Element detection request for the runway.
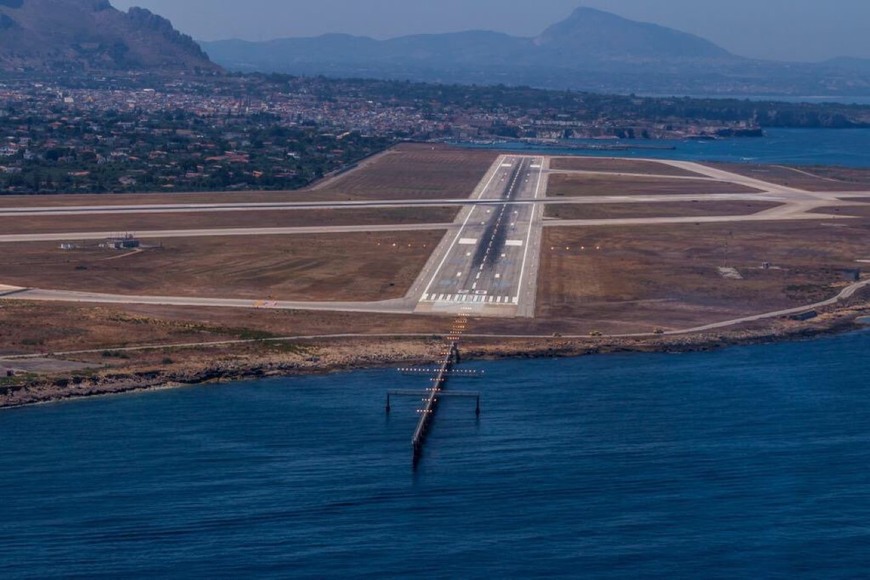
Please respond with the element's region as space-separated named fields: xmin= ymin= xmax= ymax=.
xmin=412 ymin=155 xmax=546 ymax=317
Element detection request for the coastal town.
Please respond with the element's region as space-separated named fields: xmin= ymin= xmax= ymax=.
xmin=0 ymin=73 xmax=796 ymax=194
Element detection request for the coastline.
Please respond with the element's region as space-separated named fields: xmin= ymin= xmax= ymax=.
xmin=2 ymin=302 xmax=867 ymax=411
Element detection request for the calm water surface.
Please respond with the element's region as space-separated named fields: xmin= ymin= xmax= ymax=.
xmin=2 ymin=331 xmax=870 ymax=578
xmin=463 ymin=128 xmax=870 ymax=168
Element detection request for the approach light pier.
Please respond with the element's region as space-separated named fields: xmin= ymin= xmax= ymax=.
xmin=386 ymin=312 xmax=480 ymax=466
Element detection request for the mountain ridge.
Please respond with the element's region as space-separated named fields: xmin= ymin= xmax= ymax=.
xmin=201 ymin=7 xmax=870 ymax=96
xmin=0 ymin=0 xmax=219 ymax=72
xmin=532 ymin=8 xmax=732 ymax=61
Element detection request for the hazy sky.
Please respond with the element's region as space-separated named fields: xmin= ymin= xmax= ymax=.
xmin=110 ymin=0 xmax=870 ymax=62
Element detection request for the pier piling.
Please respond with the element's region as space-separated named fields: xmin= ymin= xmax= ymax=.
xmin=388 ymin=311 xmax=480 ymax=467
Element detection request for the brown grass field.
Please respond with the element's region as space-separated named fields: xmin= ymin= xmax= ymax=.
xmin=0 ymin=188 xmax=355 ymax=209
xmin=0 ymin=300 xmax=438 ymax=356
xmin=0 ymin=207 xmax=458 ymax=235
xmin=312 ymin=144 xmax=499 ymax=200
xmin=0 ymin=231 xmax=445 ymax=301
xmin=544 ymin=201 xmax=781 ymax=220
xmin=536 ymin=218 xmax=870 ymax=333
xmin=0 ymin=298 xmax=629 ymax=360
xmin=711 ymin=163 xmax=870 ymax=192
xmin=812 ymin=203 xmax=870 ymax=219
xmin=546 ymin=173 xmax=762 ymax=197
xmin=549 ymin=157 xmax=703 ymax=177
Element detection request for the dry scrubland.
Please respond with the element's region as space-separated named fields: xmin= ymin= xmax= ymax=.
xmin=549 ymin=157 xmax=703 ymax=177
xmin=544 ymin=201 xmax=781 ymax=220
xmin=537 ymin=218 xmax=870 ymax=333
xmin=0 ymin=207 xmax=457 ymax=235
xmin=0 ymin=232 xmax=444 ymax=301
xmin=0 ymin=189 xmax=354 ymax=209
xmin=814 ymin=204 xmax=870 ymax=219
xmin=312 ymin=144 xmax=499 ymax=200
xmin=711 ymin=164 xmax=870 ymax=192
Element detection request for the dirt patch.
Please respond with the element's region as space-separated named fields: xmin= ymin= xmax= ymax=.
xmin=0 ymin=207 xmax=458 ymax=235
xmin=0 ymin=358 xmax=93 ymax=374
xmin=0 ymin=231 xmax=445 ymax=302
xmin=536 ymin=218 xmax=870 ymax=333
xmin=549 ymin=157 xmax=703 ymax=177
xmin=547 ymin=174 xmax=761 ymax=197
xmin=812 ymin=204 xmax=870 ymax=219
xmin=544 ymin=201 xmax=781 ymax=220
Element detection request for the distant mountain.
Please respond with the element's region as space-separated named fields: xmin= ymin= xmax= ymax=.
xmin=205 ymin=8 xmax=736 ymax=72
xmin=0 ymin=0 xmax=219 ymax=72
xmin=532 ymin=7 xmax=731 ymax=63
xmin=202 ymin=7 xmax=870 ymax=96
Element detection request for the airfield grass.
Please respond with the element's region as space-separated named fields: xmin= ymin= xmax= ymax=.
xmin=544 ymin=200 xmax=781 ymax=220
xmin=311 ymin=143 xmax=499 ymax=200
xmin=711 ymin=163 xmax=870 ymax=192
xmin=546 ymin=173 xmax=761 ymax=197
xmin=812 ymin=202 xmax=870 ymax=219
xmin=0 ymin=231 xmax=445 ymax=302
xmin=0 ymin=207 xmax=458 ymax=235
xmin=549 ymin=157 xmax=703 ymax=177
xmin=536 ymin=217 xmax=870 ymax=334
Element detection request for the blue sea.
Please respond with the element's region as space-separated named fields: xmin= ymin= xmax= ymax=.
xmin=2 ymin=330 xmax=870 ymax=578
xmin=464 ymin=128 xmax=870 ymax=168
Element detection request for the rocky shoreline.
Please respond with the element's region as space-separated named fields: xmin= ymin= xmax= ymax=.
xmin=2 ymin=306 xmax=868 ymax=411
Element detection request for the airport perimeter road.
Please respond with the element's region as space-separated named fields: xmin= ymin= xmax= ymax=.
xmin=4 ymin=287 xmax=418 ymax=315
xmin=412 ymin=155 xmax=546 ymax=318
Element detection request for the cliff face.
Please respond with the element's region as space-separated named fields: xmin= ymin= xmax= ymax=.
xmin=0 ymin=0 xmax=220 ymax=72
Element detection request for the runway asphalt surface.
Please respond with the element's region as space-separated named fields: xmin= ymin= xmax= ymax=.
xmin=411 ymin=154 xmax=546 ymax=317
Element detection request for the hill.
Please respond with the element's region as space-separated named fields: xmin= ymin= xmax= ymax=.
xmin=202 ymin=7 xmax=870 ymax=96
xmin=0 ymin=0 xmax=219 ymax=72
xmin=532 ymin=7 xmax=731 ymax=63
xmin=205 ymin=8 xmax=736 ymax=72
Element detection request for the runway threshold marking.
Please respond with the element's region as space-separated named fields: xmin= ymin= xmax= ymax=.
xmin=423 ymin=293 xmax=515 ymax=304
xmin=420 ymin=156 xmax=507 ymax=299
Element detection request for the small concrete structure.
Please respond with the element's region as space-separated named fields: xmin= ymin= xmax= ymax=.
xmin=105 ymin=234 xmax=140 ymax=250
xmin=790 ymin=310 xmax=819 ymax=322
